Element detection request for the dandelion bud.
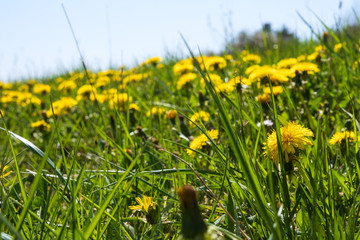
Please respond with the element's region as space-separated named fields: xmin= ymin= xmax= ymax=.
xmin=136 ymin=126 xmax=147 ymax=140
xmin=178 ymin=185 xmax=207 ymax=239
xmin=199 ymin=90 xmax=205 ymax=108
xmin=146 ymin=204 xmax=159 ymax=225
xmin=166 ymin=109 xmax=177 ymax=125
xmin=110 ymin=115 xmax=116 ymax=138
xmin=316 ymin=53 xmax=322 ymax=66
xmin=236 ymin=82 xmax=242 ymax=96
xmin=179 ymin=115 xmax=191 ymax=138
xmin=322 ymin=32 xmax=329 ymax=42
xmin=125 ymin=148 xmax=133 ymax=157
xmin=295 ymin=71 xmax=302 ymax=87
xmin=41 ymin=100 xmax=46 ymax=111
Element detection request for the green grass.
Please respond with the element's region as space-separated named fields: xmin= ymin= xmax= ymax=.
xmin=1 ymin=19 xmax=360 ymax=239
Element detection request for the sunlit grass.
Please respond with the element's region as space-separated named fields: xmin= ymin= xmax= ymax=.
xmin=1 ymin=19 xmax=360 ymax=239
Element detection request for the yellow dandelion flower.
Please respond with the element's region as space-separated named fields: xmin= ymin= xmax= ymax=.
xmin=94 ymin=94 xmax=107 ymax=104
xmin=31 ymin=120 xmax=51 ymax=132
xmin=245 ymin=65 xmax=260 ymax=76
xmin=123 ymin=73 xmax=149 ymax=85
xmin=0 ymin=91 xmax=17 ymax=104
xmin=108 ymin=93 xmax=133 ymax=109
xmin=290 ymin=62 xmax=319 ymax=75
xmin=129 ymin=195 xmax=155 ymax=214
xmin=248 ymin=65 xmax=276 ymax=80
xmin=177 ymin=73 xmax=197 ymax=90
xmin=141 ymin=56 xmax=162 ymax=66
xmin=240 ymin=50 xmax=249 ymax=56
xmin=146 ymin=107 xmax=165 ymax=117
xmin=189 ymin=111 xmax=210 ymax=127
xmin=173 ymin=59 xmax=194 ymax=75
xmin=0 ymin=164 xmax=12 ymax=179
xmin=267 ymin=73 xmax=289 ymax=84
xmin=353 ymin=60 xmax=360 ymax=71
xmin=17 ymin=93 xmax=42 ymax=107
xmin=215 ymin=82 xmax=235 ymax=94
xmin=46 ymin=97 xmax=78 ymax=117
xmin=157 ymin=63 xmax=165 ymax=69
xmin=128 ymin=195 xmax=159 ymax=224
xmin=103 ymin=88 xmax=118 ymax=99
xmin=314 ymin=45 xmax=326 ymax=53
xmin=166 ymin=109 xmax=178 ymax=120
xmin=277 ymin=58 xmax=298 ymax=69
xmin=242 ymin=54 xmax=262 ymax=64
xmin=58 ymin=80 xmax=77 ymax=92
xmin=224 ymin=54 xmax=233 ymax=61
xmin=200 ymin=74 xmax=223 ymax=87
xmin=18 ymin=84 xmax=29 ymax=92
xmin=95 ymin=76 xmax=111 ymax=88
xmin=262 ymin=86 xmax=283 ymax=95
xmin=256 ymin=93 xmax=271 ymax=103
xmin=129 ymin=103 xmax=140 ymax=112
xmin=329 ymin=131 xmax=360 ymax=145
xmin=249 ymin=66 xmax=288 ymax=84
xmin=334 ymin=43 xmax=343 ymax=53
xmin=276 ymin=68 xmax=296 ymax=79
xmin=186 ymin=129 xmax=219 ymax=157
xmin=27 ymin=79 xmax=37 ymax=86
xmin=307 ymin=45 xmax=327 ymax=61
xmin=202 ymin=56 xmax=227 ymax=71
xmin=307 ymin=52 xmax=320 ymax=61
xmin=76 ymin=85 xmax=97 ymax=101
xmin=297 ymin=54 xmax=307 ymax=62
xmin=264 ymin=122 xmax=313 ymax=163
xmin=228 ymin=76 xmax=253 ymax=86
xmin=33 ymin=83 xmax=51 ymax=95
xmin=56 ymin=77 xmax=65 ymax=84
xmin=97 ymin=69 xmax=115 ymax=78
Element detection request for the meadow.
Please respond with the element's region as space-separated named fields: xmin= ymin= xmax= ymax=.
xmin=1 ymin=22 xmax=360 ymax=239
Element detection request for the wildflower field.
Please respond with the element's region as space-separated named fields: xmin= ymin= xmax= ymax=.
xmin=2 ymin=24 xmax=360 ymax=239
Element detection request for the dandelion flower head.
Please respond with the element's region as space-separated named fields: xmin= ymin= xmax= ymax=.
xmin=31 ymin=120 xmax=51 ymax=132
xmin=200 ymin=74 xmax=223 ymax=87
xmin=186 ymin=129 xmax=219 ymax=157
xmin=256 ymin=93 xmax=271 ymax=103
xmin=146 ymin=107 xmax=165 ymax=117
xmin=33 ymin=83 xmax=51 ymax=95
xmin=290 ymin=62 xmax=319 ymax=75
xmin=128 ymin=195 xmax=155 ymax=214
xmin=0 ymin=164 xmax=12 ymax=179
xmin=329 ymin=131 xmax=360 ymax=145
xmin=176 ymin=73 xmax=197 ymax=90
xmin=277 ymin=58 xmax=298 ymax=69
xmin=189 ymin=111 xmax=210 ymax=127
xmin=264 ymin=122 xmax=313 ymax=163
xmin=58 ymin=80 xmax=77 ymax=93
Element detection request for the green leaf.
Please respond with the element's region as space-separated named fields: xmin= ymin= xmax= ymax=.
xmin=0 ymin=127 xmax=66 ymax=186
xmin=0 ymin=213 xmax=23 ymax=240
xmin=332 ymin=170 xmax=351 ymax=198
xmin=106 ymin=221 xmax=121 ymax=239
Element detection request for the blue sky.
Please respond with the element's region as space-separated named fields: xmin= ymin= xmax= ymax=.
xmin=0 ymin=0 xmax=358 ymax=82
